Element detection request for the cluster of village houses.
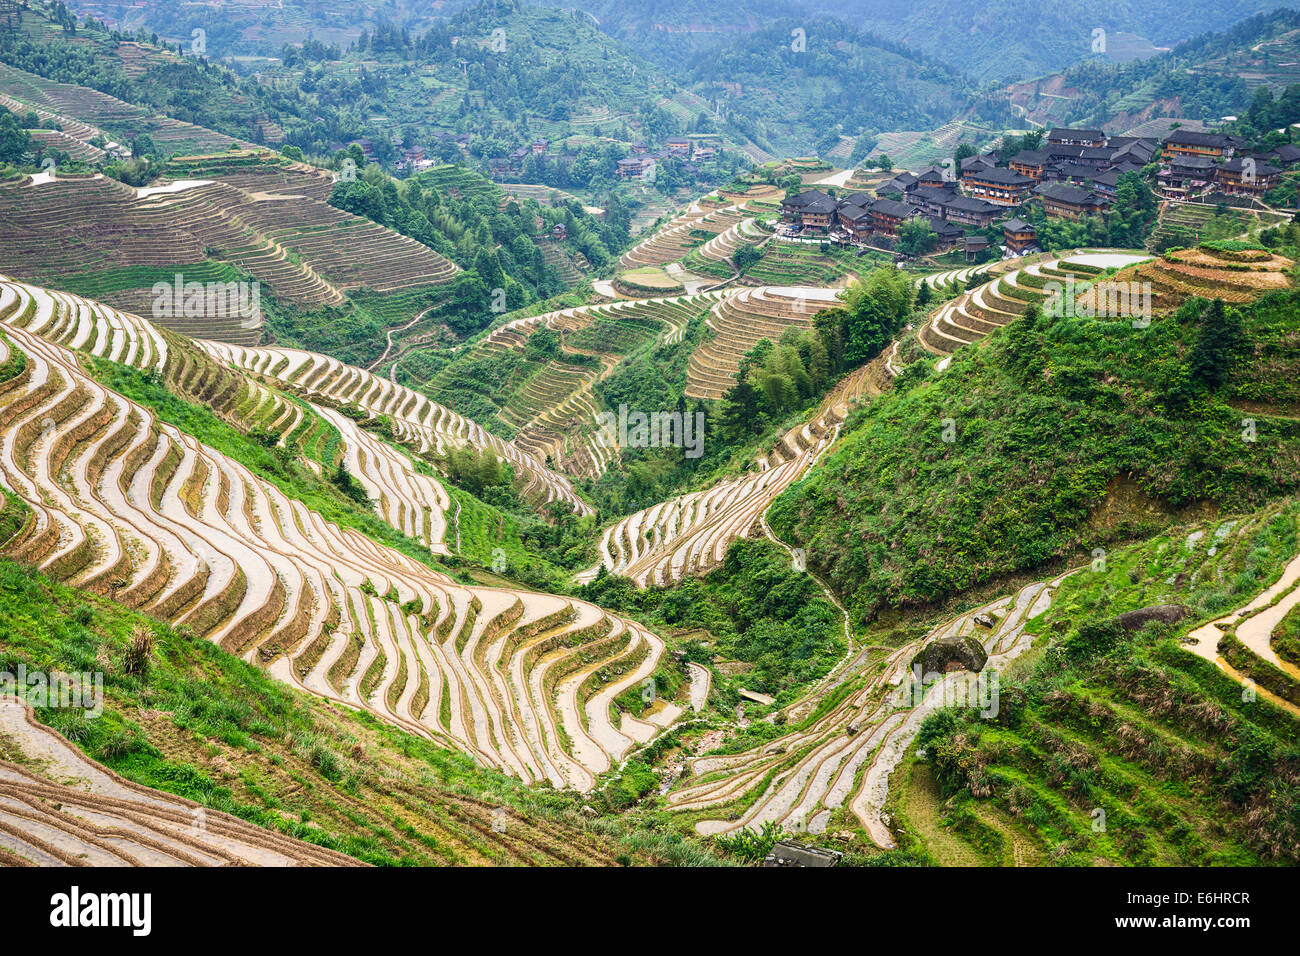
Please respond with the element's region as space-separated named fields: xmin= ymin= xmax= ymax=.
xmin=344 ymin=130 xmax=720 ymax=179
xmin=780 ymin=126 xmax=1297 ymax=258
xmin=482 ymin=136 xmax=718 ymax=180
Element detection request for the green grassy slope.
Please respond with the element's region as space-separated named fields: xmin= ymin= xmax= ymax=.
xmin=770 ymin=290 xmax=1300 ymax=622
xmin=894 ymin=502 xmax=1300 ymax=865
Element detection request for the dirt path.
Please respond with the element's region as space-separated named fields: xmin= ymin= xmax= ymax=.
xmin=757 ymin=509 xmax=856 ymax=694
xmin=367 ymin=307 xmax=431 ymax=372
xmin=1186 ymin=548 xmax=1300 ymax=715
xmin=687 ymin=662 xmax=711 ymax=712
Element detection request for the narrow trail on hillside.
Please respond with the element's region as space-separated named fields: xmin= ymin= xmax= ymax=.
xmin=757 ymin=509 xmax=857 ymax=696
xmin=675 ymin=570 xmax=1071 ymax=848
xmin=368 ymin=308 xmax=431 ymax=372
xmin=1186 ymin=549 xmax=1300 ymax=718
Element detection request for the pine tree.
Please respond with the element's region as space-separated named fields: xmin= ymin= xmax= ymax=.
xmin=1004 ymin=304 xmax=1046 ymax=385
xmin=1189 ymin=299 xmax=1244 ymax=389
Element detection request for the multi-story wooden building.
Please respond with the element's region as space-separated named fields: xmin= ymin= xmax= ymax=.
xmin=1261 ymin=144 xmax=1300 ymax=167
xmin=781 ymin=189 xmax=839 ymax=231
xmin=906 ymin=185 xmax=961 ymax=218
xmin=928 ymin=217 xmax=963 ymax=251
xmin=879 ymin=171 xmax=918 ymax=195
xmin=963 ymin=235 xmax=990 ymax=262
xmin=1047 ymin=128 xmax=1107 ymax=148
xmin=1090 ymin=164 xmax=1142 ymax=200
xmin=1033 ymin=182 xmax=1110 ymax=219
xmin=616 ymin=156 xmax=656 ymax=180
xmin=915 ymin=166 xmax=953 ymax=189
xmin=943 ymin=195 xmax=1002 ymax=227
xmin=1008 ymin=150 xmax=1052 ymax=179
xmin=1002 ymin=217 xmax=1038 ymax=254
xmin=868 ymin=198 xmax=914 ymax=236
xmin=966 ymin=167 xmax=1035 ymax=206
xmin=1162 ymin=129 xmax=1242 ymax=160
xmin=837 ymin=202 xmax=873 ymax=241
xmin=1156 ymin=154 xmax=1215 ymax=199
xmin=1217 ymin=157 xmax=1281 ymax=197
xmin=960 ymin=154 xmax=996 ymax=183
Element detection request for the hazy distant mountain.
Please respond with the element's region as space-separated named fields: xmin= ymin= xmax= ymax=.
xmin=807 ymin=0 xmax=1300 ymax=81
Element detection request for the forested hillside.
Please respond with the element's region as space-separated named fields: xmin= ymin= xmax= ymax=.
xmin=1002 ymin=9 xmax=1300 ymax=132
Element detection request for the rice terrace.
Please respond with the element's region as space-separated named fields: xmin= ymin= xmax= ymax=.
xmin=0 ymin=0 xmax=1296 ymax=935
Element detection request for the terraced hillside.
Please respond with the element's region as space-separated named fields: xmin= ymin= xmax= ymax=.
xmin=671 ymin=571 xmax=1070 ymax=845
xmin=0 ymin=154 xmax=459 ymax=345
xmin=736 ymin=242 xmax=888 ymax=288
xmin=916 ymin=246 xmax=1296 ymax=363
xmin=0 ymin=90 xmax=113 ymax=157
xmin=618 ymin=201 xmax=749 ymax=271
xmin=668 ymin=502 xmax=1300 ymax=863
xmin=1112 ymin=244 xmax=1294 ymax=311
xmin=0 ymin=275 xmax=464 ymax=555
xmin=578 ymin=356 xmax=882 ymax=588
xmin=0 ymin=278 xmax=677 ymax=792
xmin=686 ymin=286 xmax=842 ymax=400
xmin=419 ymin=292 xmax=728 ymax=479
xmin=203 ymin=340 xmax=591 ymax=515
xmin=0 ymin=697 xmax=360 ymax=867
xmin=917 ymin=252 xmax=1153 ymax=359
xmin=889 ymin=504 xmax=1300 ymax=865
xmin=0 ymin=61 xmax=247 ymax=156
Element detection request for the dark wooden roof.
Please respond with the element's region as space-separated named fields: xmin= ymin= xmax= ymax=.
xmin=869 ymin=198 xmax=913 ymax=219
xmin=1034 ymin=182 xmax=1106 ymax=205
xmin=1048 ymin=127 xmax=1104 ymax=140
xmin=1163 ymin=129 xmax=1230 ymax=148
xmin=970 ymin=167 xmax=1034 ymax=186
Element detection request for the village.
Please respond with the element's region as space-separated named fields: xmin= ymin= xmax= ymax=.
xmin=775 ymin=125 xmax=1297 ymax=260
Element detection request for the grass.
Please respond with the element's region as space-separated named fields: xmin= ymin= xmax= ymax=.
xmin=903 ymin=502 xmax=1300 ymax=865
xmin=772 ymin=288 xmax=1300 ymax=622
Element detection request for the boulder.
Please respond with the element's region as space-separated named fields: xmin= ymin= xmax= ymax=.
xmin=1116 ymin=604 xmax=1189 ymax=632
xmin=911 ymin=633 xmax=989 ymax=675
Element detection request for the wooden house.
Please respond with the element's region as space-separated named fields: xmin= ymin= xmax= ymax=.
xmin=1002 ymin=217 xmax=1038 ymax=254
xmin=966 ymin=166 xmax=1034 ymax=206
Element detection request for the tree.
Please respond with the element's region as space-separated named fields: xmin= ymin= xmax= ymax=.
xmin=130 ymin=133 xmax=156 ymax=159
xmin=1003 ymin=303 xmax=1046 ymax=386
xmin=896 ymin=217 xmax=937 ymax=257
xmin=733 ymin=243 xmax=762 ymax=274
xmin=719 ymin=378 xmax=762 ymax=437
xmin=840 ymin=267 xmax=914 ymax=365
xmin=0 ymin=109 xmax=37 ymax=165
xmin=1189 ymin=299 xmax=1244 ymax=389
